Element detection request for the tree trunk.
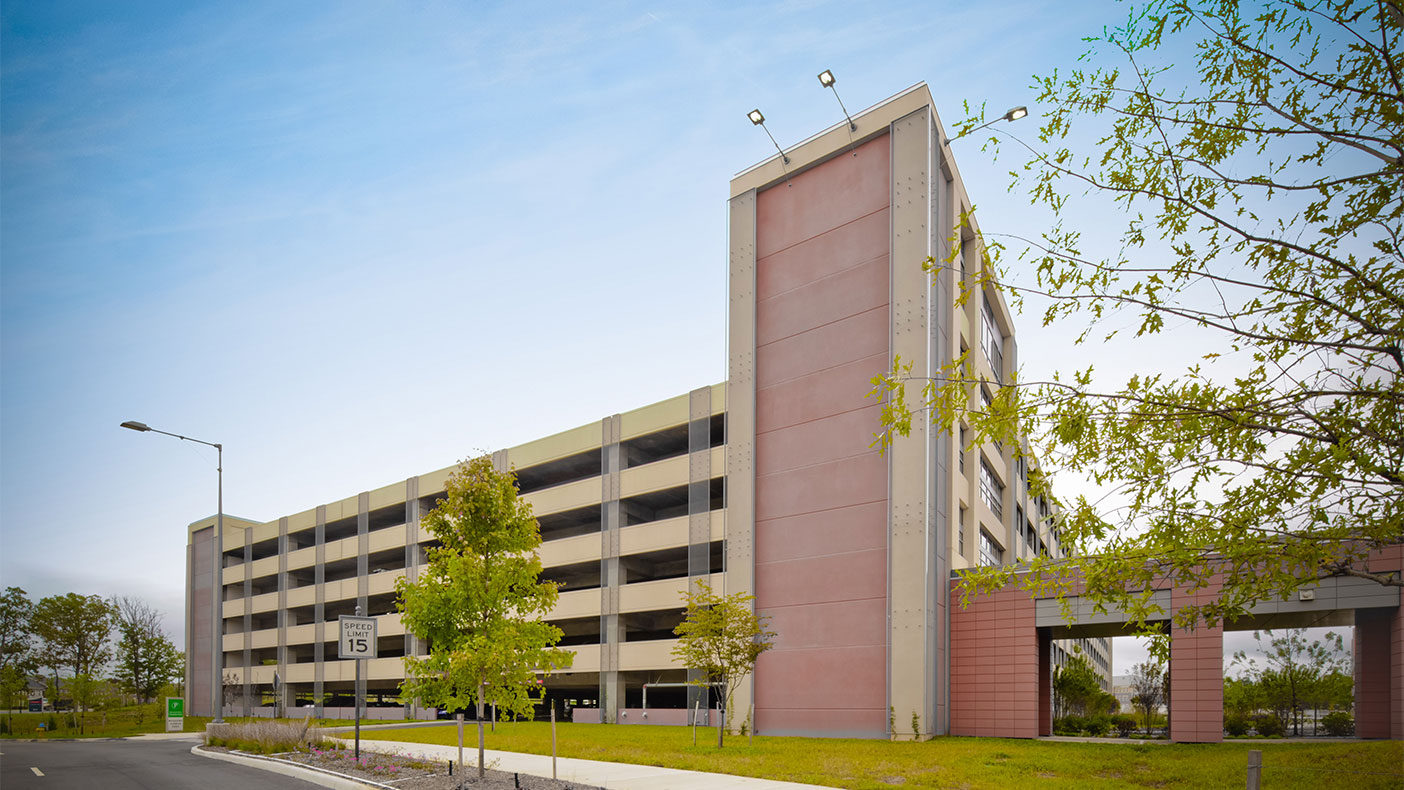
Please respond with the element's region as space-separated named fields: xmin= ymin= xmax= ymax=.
xmin=476 ymin=695 xmax=485 ymax=779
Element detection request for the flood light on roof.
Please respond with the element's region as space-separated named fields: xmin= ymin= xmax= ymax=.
xmin=817 ymin=69 xmax=836 ymax=87
xmin=748 ymin=109 xmax=765 ymax=125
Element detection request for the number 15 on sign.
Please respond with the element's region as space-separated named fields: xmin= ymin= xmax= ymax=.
xmin=339 ymin=615 xmax=377 ymax=659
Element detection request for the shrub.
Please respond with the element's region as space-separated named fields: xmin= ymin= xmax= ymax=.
xmin=1084 ymin=716 xmax=1111 ymax=736
xmin=1224 ymin=714 xmax=1250 ymax=737
xmin=1053 ymin=715 xmax=1085 ymax=736
xmin=205 ymin=720 xmax=328 ymax=755
xmin=1321 ymin=711 xmax=1353 ymax=737
xmin=1252 ymin=715 xmax=1285 ymax=737
xmin=1112 ymin=714 xmax=1136 ymax=737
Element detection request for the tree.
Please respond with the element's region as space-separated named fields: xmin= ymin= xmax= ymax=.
xmin=397 ymin=456 xmax=572 ymax=779
xmin=872 ymin=0 xmax=1403 ymax=637
xmin=111 ymin=597 xmax=184 ymax=703
xmin=1233 ymin=628 xmax=1349 ymax=735
xmin=32 ymin=594 xmax=115 ymax=734
xmin=1052 ymin=652 xmax=1102 ymax=718
xmin=1129 ymin=660 xmax=1165 ymax=735
xmin=671 ymin=579 xmax=775 ymax=747
xmin=0 ymin=587 xmax=37 ymax=719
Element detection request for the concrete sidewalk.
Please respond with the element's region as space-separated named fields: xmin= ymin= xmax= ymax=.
xmin=339 ymin=737 xmax=837 ymax=790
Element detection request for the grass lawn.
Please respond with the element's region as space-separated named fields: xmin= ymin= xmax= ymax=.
xmin=0 ymin=704 xmax=378 ymax=740
xmin=363 ymin=720 xmax=1404 ymax=790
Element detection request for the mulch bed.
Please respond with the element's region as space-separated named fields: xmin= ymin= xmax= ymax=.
xmin=205 ymin=745 xmax=603 ymax=790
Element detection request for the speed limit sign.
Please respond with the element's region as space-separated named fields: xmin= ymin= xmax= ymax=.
xmin=339 ymin=615 xmax=378 ymax=659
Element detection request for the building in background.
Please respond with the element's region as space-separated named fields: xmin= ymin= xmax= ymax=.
xmin=186 ymin=83 xmax=1112 ymax=737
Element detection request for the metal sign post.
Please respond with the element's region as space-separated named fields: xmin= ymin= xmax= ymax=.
xmin=165 ymin=697 xmax=184 ymax=732
xmin=339 ymin=609 xmax=377 ymax=760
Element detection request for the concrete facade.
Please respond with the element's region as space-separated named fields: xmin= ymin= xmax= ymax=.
xmin=187 ymin=84 xmax=1145 ymax=736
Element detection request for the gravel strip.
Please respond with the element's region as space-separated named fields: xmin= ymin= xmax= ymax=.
xmin=213 ymin=745 xmax=604 ymax=790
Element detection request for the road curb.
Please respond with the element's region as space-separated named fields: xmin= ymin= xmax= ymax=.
xmin=190 ymin=744 xmax=397 ymax=790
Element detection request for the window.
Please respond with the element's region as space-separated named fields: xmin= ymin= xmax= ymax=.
xmin=982 ymin=298 xmax=1004 ymax=379
xmin=979 ymin=459 xmax=1004 ymax=519
xmin=958 ymin=427 xmax=967 ymax=474
xmin=979 ymin=530 xmax=1003 ymax=568
xmin=958 ymin=506 xmax=967 ymax=557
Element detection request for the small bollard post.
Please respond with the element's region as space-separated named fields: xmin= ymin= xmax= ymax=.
xmin=1246 ymin=749 xmax=1262 ymax=790
xmin=551 ymin=706 xmax=558 ymax=780
xmin=457 ymin=713 xmax=464 ymax=774
xmin=692 ymin=700 xmax=699 ymax=746
xmin=749 ymin=703 xmax=754 ymax=747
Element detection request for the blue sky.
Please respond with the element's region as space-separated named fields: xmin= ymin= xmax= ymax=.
xmin=3 ymin=0 xmax=1309 ymax=673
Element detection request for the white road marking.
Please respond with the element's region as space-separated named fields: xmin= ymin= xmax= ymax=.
xmin=31 ymin=766 xmax=45 ymax=776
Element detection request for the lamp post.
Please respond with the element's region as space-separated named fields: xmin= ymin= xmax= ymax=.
xmin=948 ymin=105 xmax=1029 ymax=142
xmin=121 ymin=420 xmax=225 ymax=723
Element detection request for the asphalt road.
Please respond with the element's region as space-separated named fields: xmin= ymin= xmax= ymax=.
xmin=0 ymin=737 xmax=320 ymax=789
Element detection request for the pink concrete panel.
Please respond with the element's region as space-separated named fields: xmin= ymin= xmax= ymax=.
xmin=1169 ymin=584 xmax=1225 ymax=743
xmin=757 ymin=706 xmax=889 ymax=737
xmin=949 ymin=582 xmax=1042 ymax=739
xmin=755 ymin=306 xmax=889 ymax=389
xmin=756 ymin=407 xmax=884 ymax=477
xmin=755 ymin=134 xmax=891 ymax=260
xmin=755 ymin=354 xmax=888 ymax=433
xmin=756 ymin=255 xmax=890 ymax=346
xmin=753 ymin=129 xmax=891 ymax=738
xmin=755 ymin=452 xmax=887 ymax=522
xmin=1356 ymin=607 xmax=1396 ymax=738
xmin=757 ymin=209 xmax=892 ymax=301
xmin=756 ymin=645 xmax=888 ymax=710
xmin=754 ymin=501 xmax=888 ymax=563
xmin=755 ymin=548 xmax=888 ymax=609
xmin=761 ymin=598 xmax=888 ymax=650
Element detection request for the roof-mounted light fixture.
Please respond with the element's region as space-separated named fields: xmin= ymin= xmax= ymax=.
xmin=950 ymin=105 xmax=1029 ymax=142
xmin=817 ymin=69 xmax=856 ymax=132
xmin=748 ymin=108 xmax=789 ymax=165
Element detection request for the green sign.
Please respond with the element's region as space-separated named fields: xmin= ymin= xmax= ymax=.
xmin=166 ymin=697 xmax=184 ymax=732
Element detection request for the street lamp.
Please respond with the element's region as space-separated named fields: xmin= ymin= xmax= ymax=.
xmin=121 ymin=420 xmax=225 ymax=724
xmin=816 ymin=69 xmax=856 ymax=132
xmin=949 ymin=105 xmax=1029 ymax=142
xmin=747 ymin=108 xmax=790 ymax=165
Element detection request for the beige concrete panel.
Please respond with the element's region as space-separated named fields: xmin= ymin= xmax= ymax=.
xmin=539 ymin=533 xmax=602 ymax=568
xmin=709 ymin=382 xmax=726 ymax=413
xmin=248 ymin=665 xmax=276 ymax=685
xmin=286 ymin=664 xmax=316 ymax=683
xmin=368 ymin=524 xmax=406 ymax=553
xmin=417 ymin=466 xmax=452 ymax=497
xmin=250 ymin=555 xmax=279 ymax=581
xmin=727 ymin=186 xmax=758 ymax=728
xmin=222 ymin=598 xmax=245 ymax=619
xmin=619 ymin=393 xmax=689 ymax=441
xmin=507 ymin=423 xmax=602 ymax=470
xmin=248 ymin=522 xmax=278 ymax=545
xmin=711 ymin=510 xmax=725 ymax=543
xmin=620 ymin=454 xmax=689 ymax=498
xmin=522 ymin=477 xmax=599 ymax=516
xmin=619 ymin=516 xmax=688 ymax=556
xmin=250 ymin=629 xmax=277 ymax=649
xmin=324 ymin=535 xmax=356 ymax=564
xmin=222 ymin=565 xmax=242 ymax=586
xmin=368 ymin=569 xmax=405 ymax=596
xmin=368 ymin=657 xmax=404 ymax=681
xmin=550 ymin=588 xmax=602 ymax=621
xmin=287 ymin=509 xmax=316 ymax=533
xmin=731 ymin=84 xmax=934 ymax=198
xmin=567 ymin=646 xmax=601 ymax=674
xmin=286 ymin=623 xmax=317 ymax=646
xmin=222 ymin=633 xmax=246 ymax=652
xmin=709 ymin=445 xmax=725 ymax=477
xmin=325 ymin=578 xmax=358 ymax=604
xmin=620 ymin=573 xmax=723 ymax=614
xmin=376 ymin=613 xmax=405 ymax=637
xmin=248 ymin=591 xmax=279 ymax=614
xmin=322 ymin=661 xmax=352 ymax=683
xmin=619 ymin=639 xmax=682 ymax=672
xmin=287 ymin=586 xmax=315 ymax=608
xmin=286 ymin=545 xmax=316 ymax=572
xmin=368 ymin=482 xmax=406 ymax=511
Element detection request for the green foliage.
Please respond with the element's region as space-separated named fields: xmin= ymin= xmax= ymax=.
xmin=1112 ymin=713 xmax=1137 ymax=737
xmin=1052 ymin=653 xmax=1103 ymax=717
xmin=911 ymin=710 xmax=921 ymax=739
xmin=1233 ymin=629 xmax=1350 ymax=736
xmin=1253 ymin=714 xmax=1285 ymax=737
xmin=872 ymin=0 xmax=1404 ymax=636
xmin=1130 ymin=660 xmax=1166 ymax=736
xmin=1224 ymin=713 xmax=1250 ymax=737
xmin=1052 ymin=714 xmax=1085 ymax=736
xmin=397 ymin=456 xmax=572 ymax=724
xmin=1321 ymin=711 xmax=1353 ymax=737
xmin=112 ymin=597 xmax=183 ymax=703
xmin=0 ymin=587 xmax=37 ymax=712
xmin=32 ymin=593 xmax=116 ymax=678
xmin=671 ymin=579 xmax=774 ymax=745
